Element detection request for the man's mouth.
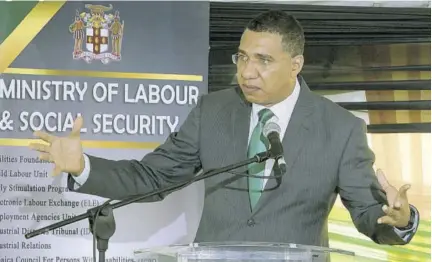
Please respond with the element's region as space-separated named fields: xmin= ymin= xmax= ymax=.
xmin=241 ymin=84 xmax=260 ymax=92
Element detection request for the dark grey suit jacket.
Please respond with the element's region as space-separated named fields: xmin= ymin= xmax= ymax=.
xmin=68 ymin=76 xmax=413 ymax=247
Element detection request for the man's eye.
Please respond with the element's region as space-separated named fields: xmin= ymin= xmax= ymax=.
xmin=260 ymin=58 xmax=270 ymax=64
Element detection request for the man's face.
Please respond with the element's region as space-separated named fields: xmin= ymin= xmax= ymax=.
xmin=235 ymin=29 xmax=303 ymax=106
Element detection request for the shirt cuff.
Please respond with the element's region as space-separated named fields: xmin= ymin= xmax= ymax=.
xmin=72 ymin=154 xmax=91 ymax=189
xmin=392 ymin=205 xmax=420 ymax=243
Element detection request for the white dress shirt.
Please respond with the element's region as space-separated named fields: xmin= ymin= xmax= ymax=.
xmin=248 ymin=79 xmax=300 ymax=188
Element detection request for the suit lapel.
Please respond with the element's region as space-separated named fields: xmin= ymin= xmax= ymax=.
xmin=281 ymin=78 xmax=315 ymax=176
xmin=231 ymin=102 xmax=251 ymax=175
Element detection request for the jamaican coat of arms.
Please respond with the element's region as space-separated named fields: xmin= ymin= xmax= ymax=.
xmin=69 ymin=4 xmax=124 ymax=64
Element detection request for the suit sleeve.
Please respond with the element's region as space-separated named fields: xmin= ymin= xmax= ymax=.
xmin=337 ymin=118 xmax=417 ymax=245
xmin=67 ymin=98 xmax=203 ymax=201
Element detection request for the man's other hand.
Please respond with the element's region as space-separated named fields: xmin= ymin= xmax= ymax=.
xmin=376 ymin=169 xmax=411 ymax=228
xmin=29 ymin=116 xmax=85 ymax=177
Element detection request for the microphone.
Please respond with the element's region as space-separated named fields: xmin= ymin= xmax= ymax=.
xmin=263 ymin=121 xmax=287 ymax=174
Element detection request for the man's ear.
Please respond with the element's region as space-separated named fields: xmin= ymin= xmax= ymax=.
xmin=291 ymin=55 xmax=304 ymax=76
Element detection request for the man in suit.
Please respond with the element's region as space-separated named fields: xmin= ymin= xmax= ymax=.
xmin=30 ymin=10 xmax=419 ymax=247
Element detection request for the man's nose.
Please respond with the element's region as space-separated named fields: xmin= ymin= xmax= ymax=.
xmin=240 ymin=62 xmax=259 ymax=79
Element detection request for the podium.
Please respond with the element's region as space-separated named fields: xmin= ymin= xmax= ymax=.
xmin=133 ymin=242 xmax=357 ymax=262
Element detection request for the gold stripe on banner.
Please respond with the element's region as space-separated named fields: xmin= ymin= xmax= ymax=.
xmin=0 ymin=1 xmax=66 ymax=74
xmin=3 ymin=68 xmax=204 ymax=82
xmin=0 ymin=138 xmax=160 ymax=149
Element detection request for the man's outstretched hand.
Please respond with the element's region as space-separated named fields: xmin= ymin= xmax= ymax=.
xmin=29 ymin=116 xmax=85 ymax=177
xmin=376 ymin=169 xmax=411 ymax=228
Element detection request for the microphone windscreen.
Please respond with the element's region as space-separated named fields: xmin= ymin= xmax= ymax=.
xmin=263 ymin=121 xmax=281 ymax=137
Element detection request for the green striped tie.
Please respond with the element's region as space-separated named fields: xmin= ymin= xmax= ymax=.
xmin=247 ymin=108 xmax=275 ymax=210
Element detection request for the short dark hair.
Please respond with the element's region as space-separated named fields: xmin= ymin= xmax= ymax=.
xmin=246 ymin=10 xmax=305 ymax=56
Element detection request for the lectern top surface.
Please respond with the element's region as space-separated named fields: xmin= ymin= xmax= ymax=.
xmin=133 ymin=241 xmax=356 ymax=260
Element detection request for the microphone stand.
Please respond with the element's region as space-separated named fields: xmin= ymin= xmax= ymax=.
xmin=24 ymin=150 xmax=272 ymax=262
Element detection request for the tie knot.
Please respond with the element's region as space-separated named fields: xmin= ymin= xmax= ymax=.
xmin=258 ymin=108 xmax=274 ymax=124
